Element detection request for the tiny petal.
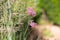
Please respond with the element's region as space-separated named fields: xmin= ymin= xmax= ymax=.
xmin=31 ymin=11 xmax=36 ymax=17
xmin=13 ymin=12 xmax=18 ymax=16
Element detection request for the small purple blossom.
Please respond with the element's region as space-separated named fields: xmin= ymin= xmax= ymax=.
xmin=27 ymin=7 xmax=36 ymax=17
xmin=30 ymin=21 xmax=37 ymax=27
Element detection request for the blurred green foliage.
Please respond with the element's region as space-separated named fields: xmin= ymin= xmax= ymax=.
xmin=0 ymin=0 xmax=38 ymax=40
xmin=38 ymin=0 xmax=60 ymax=25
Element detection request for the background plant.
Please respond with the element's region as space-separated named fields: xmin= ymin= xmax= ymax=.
xmin=0 ymin=0 xmax=39 ymax=40
xmin=38 ymin=0 xmax=60 ymax=25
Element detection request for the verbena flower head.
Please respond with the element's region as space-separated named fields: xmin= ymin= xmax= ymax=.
xmin=27 ymin=7 xmax=36 ymax=17
xmin=30 ymin=21 xmax=37 ymax=27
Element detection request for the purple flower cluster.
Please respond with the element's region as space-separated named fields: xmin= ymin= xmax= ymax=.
xmin=27 ymin=7 xmax=37 ymax=27
xmin=27 ymin=7 xmax=36 ymax=17
xmin=30 ymin=21 xmax=37 ymax=27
